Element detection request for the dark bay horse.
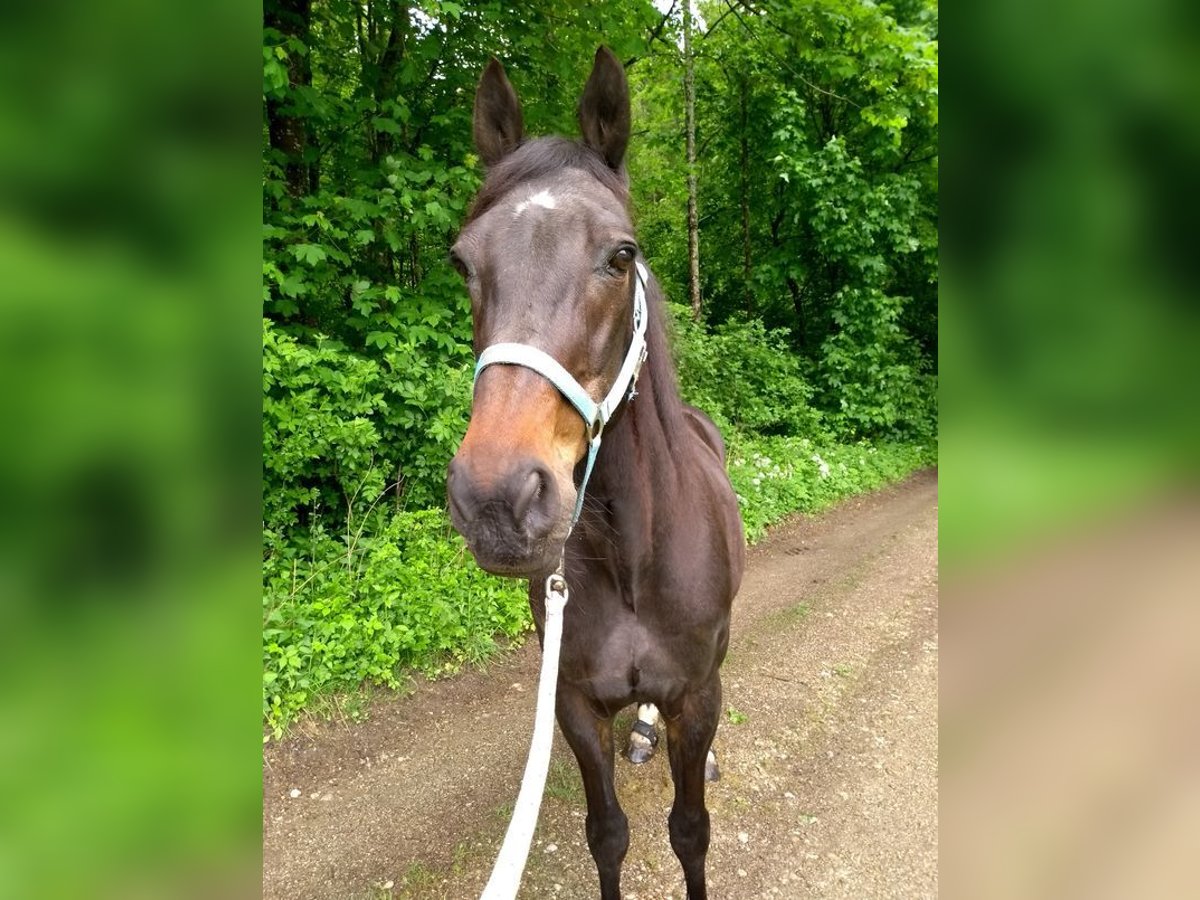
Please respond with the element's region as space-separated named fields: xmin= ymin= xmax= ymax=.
xmin=446 ymin=47 xmax=745 ymax=900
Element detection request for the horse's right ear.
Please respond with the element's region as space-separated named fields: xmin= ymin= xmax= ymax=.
xmin=474 ymin=58 xmax=524 ymax=167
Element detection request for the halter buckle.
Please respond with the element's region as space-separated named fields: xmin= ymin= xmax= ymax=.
xmin=628 ymin=345 xmax=649 ymax=402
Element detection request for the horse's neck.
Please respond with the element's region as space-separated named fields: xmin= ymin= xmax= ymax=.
xmin=583 ymin=362 xmax=681 ymax=564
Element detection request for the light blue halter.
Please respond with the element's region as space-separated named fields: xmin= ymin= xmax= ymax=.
xmin=473 ymin=260 xmax=650 ymax=529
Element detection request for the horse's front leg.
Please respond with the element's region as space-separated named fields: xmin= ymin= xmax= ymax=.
xmin=663 ymin=675 xmax=722 ymax=900
xmin=556 ymin=684 xmax=628 ymax=900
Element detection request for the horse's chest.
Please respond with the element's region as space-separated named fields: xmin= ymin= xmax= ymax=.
xmin=560 ymin=605 xmax=702 ymax=708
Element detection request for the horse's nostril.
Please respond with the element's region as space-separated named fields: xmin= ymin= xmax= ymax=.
xmin=511 ymin=468 xmax=543 ymax=525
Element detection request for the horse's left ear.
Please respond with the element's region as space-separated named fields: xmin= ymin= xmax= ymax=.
xmin=474 ymin=58 xmax=524 ymax=167
xmin=578 ymin=46 xmax=631 ymax=170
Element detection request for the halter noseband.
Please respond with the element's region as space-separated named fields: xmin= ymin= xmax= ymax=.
xmin=472 ymin=260 xmax=650 ymax=528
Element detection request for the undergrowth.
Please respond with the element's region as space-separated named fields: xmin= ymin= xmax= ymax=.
xmin=263 ymin=508 xmax=528 ymax=737
xmin=728 ymin=435 xmax=935 ymax=542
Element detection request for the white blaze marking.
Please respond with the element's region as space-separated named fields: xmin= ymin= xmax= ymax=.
xmin=513 ymin=189 xmax=557 ymax=217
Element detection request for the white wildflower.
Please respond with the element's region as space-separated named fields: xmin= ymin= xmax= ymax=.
xmin=810 ymin=453 xmax=831 ymax=479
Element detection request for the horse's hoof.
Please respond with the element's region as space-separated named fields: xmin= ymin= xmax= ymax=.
xmin=625 ymin=719 xmax=658 ymax=764
xmin=626 ymin=744 xmax=655 ymax=765
xmin=705 ymin=752 xmax=721 ymax=783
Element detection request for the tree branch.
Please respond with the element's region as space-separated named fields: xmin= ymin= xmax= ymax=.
xmin=626 ymin=0 xmax=678 ymax=69
xmin=722 ymin=0 xmax=861 ymax=108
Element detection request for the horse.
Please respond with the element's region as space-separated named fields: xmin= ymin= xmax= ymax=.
xmin=446 ymin=47 xmax=745 ymax=900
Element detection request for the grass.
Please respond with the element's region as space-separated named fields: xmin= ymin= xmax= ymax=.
xmin=773 ymin=601 xmax=811 ymax=625
xmin=491 ymin=800 xmax=514 ymax=823
xmin=400 ymin=861 xmax=435 ymax=888
xmin=544 ymin=757 xmax=584 ymax=803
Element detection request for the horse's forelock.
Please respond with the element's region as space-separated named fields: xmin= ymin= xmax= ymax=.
xmin=466 ymin=136 xmax=629 ymax=224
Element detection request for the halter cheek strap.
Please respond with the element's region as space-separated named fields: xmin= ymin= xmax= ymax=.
xmin=473 ymin=260 xmax=650 ymax=528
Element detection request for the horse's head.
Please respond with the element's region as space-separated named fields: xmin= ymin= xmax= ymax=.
xmin=447 ymin=47 xmax=639 ymax=577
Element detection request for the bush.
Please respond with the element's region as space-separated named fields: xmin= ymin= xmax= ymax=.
xmin=668 ymin=304 xmax=824 ymax=438
xmin=727 ymin=433 xmax=935 ymax=542
xmin=819 ymin=287 xmax=938 ymax=441
xmin=262 ymin=319 xmax=389 ymax=541
xmin=262 ymin=318 xmax=474 ymax=543
xmin=262 ymin=508 xmax=530 ymax=736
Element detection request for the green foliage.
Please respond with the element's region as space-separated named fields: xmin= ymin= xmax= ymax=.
xmin=262 ymin=319 xmax=389 ymax=540
xmin=263 ymin=508 xmax=529 ymax=736
xmin=262 ymin=318 xmax=473 ymax=539
xmin=629 ymin=0 xmax=938 ymax=438
xmin=668 ymin=304 xmax=823 ymax=437
xmin=727 ymin=433 xmax=935 ymax=543
xmin=820 ymin=286 xmax=937 ymax=440
xmin=259 ymin=0 xmax=938 ymax=734
xmin=668 ymin=299 xmax=934 ymax=542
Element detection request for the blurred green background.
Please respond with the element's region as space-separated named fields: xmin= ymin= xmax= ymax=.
xmin=942 ymin=0 xmax=1199 ymax=565
xmin=0 ymin=0 xmax=261 ymax=896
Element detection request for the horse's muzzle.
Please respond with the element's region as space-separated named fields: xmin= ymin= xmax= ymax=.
xmin=447 ymin=455 xmax=565 ymax=576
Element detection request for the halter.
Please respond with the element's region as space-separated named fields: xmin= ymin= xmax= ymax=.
xmin=472 ymin=260 xmax=649 ymax=528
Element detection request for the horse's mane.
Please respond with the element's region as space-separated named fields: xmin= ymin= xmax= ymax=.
xmin=637 ymin=273 xmax=689 ymax=450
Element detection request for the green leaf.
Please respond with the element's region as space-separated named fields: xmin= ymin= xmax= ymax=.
xmin=291 ymin=243 xmax=327 ymax=265
xmin=372 ymin=117 xmax=403 ymax=136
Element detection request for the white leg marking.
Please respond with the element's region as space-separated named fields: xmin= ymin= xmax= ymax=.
xmin=627 ymin=703 xmax=659 ymax=759
xmin=637 ymin=703 xmax=659 ymax=726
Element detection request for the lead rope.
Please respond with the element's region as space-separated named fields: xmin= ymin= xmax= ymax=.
xmin=479 ymin=562 xmax=569 ymax=900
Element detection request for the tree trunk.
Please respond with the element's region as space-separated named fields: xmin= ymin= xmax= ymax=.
xmin=683 ymin=0 xmax=702 ymax=322
xmin=787 ymin=275 xmax=808 ymax=350
xmin=739 ymin=75 xmax=753 ymax=316
xmin=265 ymin=0 xmax=312 ymax=199
xmin=371 ymin=0 xmax=409 ymax=164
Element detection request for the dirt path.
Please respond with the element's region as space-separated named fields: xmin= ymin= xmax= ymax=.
xmin=264 ymin=470 xmax=938 ymax=899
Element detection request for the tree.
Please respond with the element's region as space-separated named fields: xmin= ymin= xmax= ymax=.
xmin=683 ymin=0 xmax=702 ymax=321
xmin=627 ymin=0 xmax=938 ymax=437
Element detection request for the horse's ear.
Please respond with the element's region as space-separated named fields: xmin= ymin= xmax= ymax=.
xmin=474 ymin=58 xmax=524 ymax=167
xmin=578 ymin=46 xmax=630 ymax=170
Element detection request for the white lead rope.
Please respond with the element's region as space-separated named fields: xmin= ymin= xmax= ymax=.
xmin=480 ymin=571 xmax=570 ymax=900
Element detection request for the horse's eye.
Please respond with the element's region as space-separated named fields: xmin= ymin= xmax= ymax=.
xmin=609 ymin=246 xmax=636 ymax=271
xmin=449 ymin=250 xmax=472 ymax=280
